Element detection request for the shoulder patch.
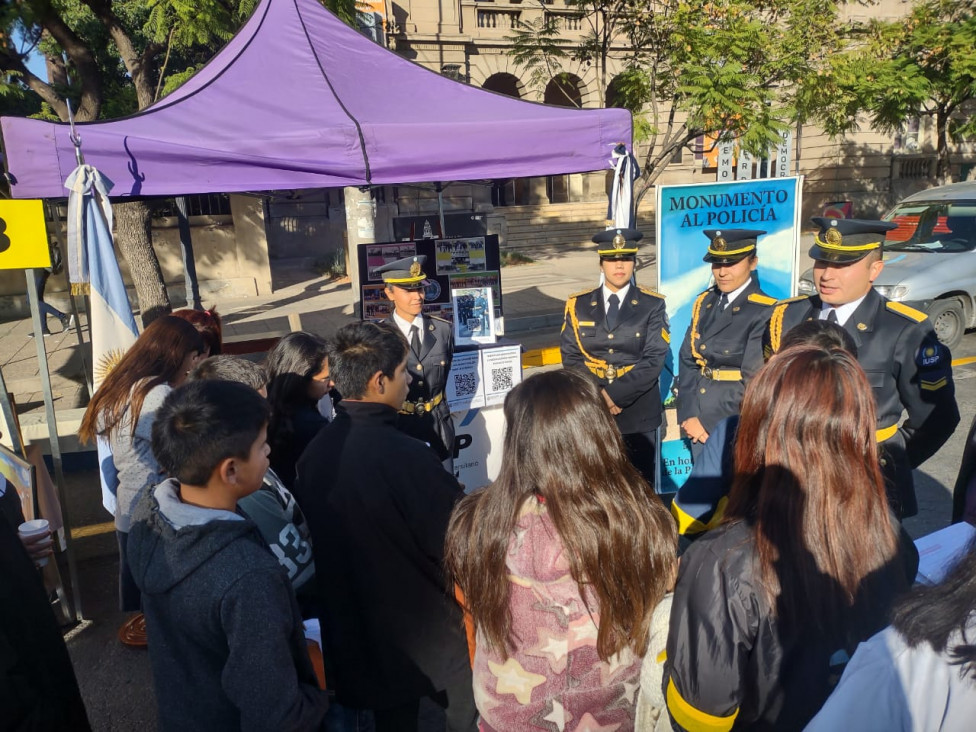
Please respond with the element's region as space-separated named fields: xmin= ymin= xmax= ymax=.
xmin=638 ymin=286 xmax=666 ymax=300
xmin=747 ymin=293 xmax=776 ymax=306
xmin=776 ymin=295 xmax=810 ymax=305
xmin=887 ymin=301 xmax=927 ymax=323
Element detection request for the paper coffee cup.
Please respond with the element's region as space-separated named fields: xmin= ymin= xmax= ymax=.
xmin=18 ymin=519 xmax=51 ymax=567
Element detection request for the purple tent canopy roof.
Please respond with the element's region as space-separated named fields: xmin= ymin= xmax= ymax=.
xmin=0 ymin=0 xmax=632 ymax=199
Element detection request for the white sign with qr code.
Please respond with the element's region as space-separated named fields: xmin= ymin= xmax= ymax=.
xmin=481 ymin=345 xmax=522 ymax=407
xmin=446 ymin=351 xmax=485 ymax=411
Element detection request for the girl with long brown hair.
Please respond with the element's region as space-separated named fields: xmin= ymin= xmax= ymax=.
xmin=80 ymin=316 xmax=205 ymax=629
xmin=445 ymin=369 xmax=677 ymax=729
xmin=663 ymin=344 xmax=918 ymax=731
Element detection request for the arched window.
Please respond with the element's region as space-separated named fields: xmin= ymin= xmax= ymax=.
xmin=482 ymin=73 xmax=521 ymax=98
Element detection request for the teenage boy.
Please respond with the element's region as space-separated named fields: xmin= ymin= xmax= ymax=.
xmin=188 ymin=355 xmax=316 ymax=606
xmin=127 ymin=380 xmax=328 ymax=731
xmin=293 ymin=321 xmax=476 ymax=732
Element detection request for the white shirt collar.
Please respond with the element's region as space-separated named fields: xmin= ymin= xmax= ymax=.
xmin=720 ymin=277 xmax=752 ymax=306
xmin=820 ymin=292 xmax=868 ymax=326
xmin=392 ymin=310 xmax=423 ymax=340
xmin=602 ymin=282 xmax=631 ymax=307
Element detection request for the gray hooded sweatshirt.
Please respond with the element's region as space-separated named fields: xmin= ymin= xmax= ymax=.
xmin=127 ymin=480 xmax=328 ymax=731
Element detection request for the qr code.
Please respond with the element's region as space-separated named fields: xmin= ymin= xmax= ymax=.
xmin=453 ymin=372 xmax=478 ymax=397
xmin=491 ymin=367 xmax=514 ymax=392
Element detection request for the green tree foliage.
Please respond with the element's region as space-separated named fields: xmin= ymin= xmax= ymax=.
xmin=809 ymin=0 xmax=976 ymax=183
xmin=509 ymin=0 xmax=843 ymax=208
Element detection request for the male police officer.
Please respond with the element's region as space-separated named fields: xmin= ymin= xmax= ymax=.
xmin=377 ymin=256 xmax=455 ymax=471
xmin=560 ymin=228 xmax=670 ymax=486
xmin=678 ymin=229 xmax=775 ymax=458
xmin=765 ymin=217 xmax=959 ymax=518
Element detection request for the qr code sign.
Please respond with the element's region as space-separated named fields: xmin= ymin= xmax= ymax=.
xmin=491 ymin=367 xmax=514 ymax=392
xmin=453 ymin=372 xmax=478 ymax=397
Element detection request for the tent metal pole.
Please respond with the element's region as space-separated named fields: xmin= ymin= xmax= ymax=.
xmin=25 ymin=269 xmax=82 ymax=622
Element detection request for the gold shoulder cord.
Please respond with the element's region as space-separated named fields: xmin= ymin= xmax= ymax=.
xmin=688 ymin=291 xmax=709 ymax=368
xmin=566 ymin=296 xmax=608 ymax=370
xmin=769 ymin=302 xmax=789 ymax=353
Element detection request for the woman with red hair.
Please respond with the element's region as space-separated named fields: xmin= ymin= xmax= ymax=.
xmin=663 ymin=343 xmax=918 ymax=730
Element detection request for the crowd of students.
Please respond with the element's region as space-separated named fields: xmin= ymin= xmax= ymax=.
xmin=6 ymin=307 xmax=976 ymax=731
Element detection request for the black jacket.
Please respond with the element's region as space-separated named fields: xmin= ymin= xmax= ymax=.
xmin=385 ymin=314 xmax=456 ymax=461
xmin=560 ymin=284 xmax=670 ymax=434
xmin=677 ymin=279 xmax=774 ymax=432
xmin=127 ymin=481 xmax=328 ymax=731
xmin=764 ymin=290 xmax=959 ymax=517
xmin=664 ymin=519 xmax=917 ymax=731
xmin=0 ymin=501 xmax=90 ymax=732
xmin=292 ymin=401 xmax=471 ymax=709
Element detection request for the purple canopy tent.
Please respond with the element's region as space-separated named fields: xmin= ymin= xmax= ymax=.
xmin=0 ymin=0 xmax=631 ymax=199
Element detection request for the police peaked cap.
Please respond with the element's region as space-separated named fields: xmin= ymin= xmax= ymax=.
xmin=376 ymin=255 xmax=430 ymax=287
xmin=593 ymin=228 xmax=643 ymax=259
xmin=702 ymin=228 xmax=766 ymax=264
xmin=809 ymin=217 xmax=897 ymax=264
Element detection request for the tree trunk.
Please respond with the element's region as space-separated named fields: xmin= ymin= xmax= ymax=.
xmin=114 ymin=201 xmax=171 ymax=326
xmin=936 ymin=108 xmax=951 ymax=185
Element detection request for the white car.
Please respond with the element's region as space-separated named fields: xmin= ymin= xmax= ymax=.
xmin=799 ymin=181 xmax=976 ymax=348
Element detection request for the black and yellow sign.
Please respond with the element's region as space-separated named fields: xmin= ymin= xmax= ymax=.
xmin=0 ymin=200 xmax=52 ymax=270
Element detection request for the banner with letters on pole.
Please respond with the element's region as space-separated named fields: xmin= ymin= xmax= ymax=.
xmin=656 ymin=177 xmax=803 ymax=492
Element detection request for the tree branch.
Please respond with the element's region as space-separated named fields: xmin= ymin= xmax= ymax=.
xmin=79 ymin=0 xmax=159 ymax=109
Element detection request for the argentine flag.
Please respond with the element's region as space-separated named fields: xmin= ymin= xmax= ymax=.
xmin=65 ymin=166 xmax=138 ymax=514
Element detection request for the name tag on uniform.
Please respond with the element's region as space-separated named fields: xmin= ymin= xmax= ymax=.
xmin=578 ymin=321 xmax=596 ymax=327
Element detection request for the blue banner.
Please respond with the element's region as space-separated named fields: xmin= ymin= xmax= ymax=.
xmin=656 ymin=177 xmax=802 ymax=492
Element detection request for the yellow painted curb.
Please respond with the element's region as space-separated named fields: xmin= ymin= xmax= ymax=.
xmin=522 ymin=346 xmax=562 ymax=368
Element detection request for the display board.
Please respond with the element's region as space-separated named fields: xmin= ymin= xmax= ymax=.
xmin=656 ymin=177 xmax=803 ymax=492
xmin=358 ymin=235 xmax=502 ymax=325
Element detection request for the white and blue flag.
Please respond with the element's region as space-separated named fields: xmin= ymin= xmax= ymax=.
xmin=65 ymin=165 xmax=138 ymax=514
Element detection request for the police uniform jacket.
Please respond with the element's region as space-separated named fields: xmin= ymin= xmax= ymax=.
xmin=764 ymin=289 xmax=959 ymax=518
xmin=560 ymin=285 xmax=670 ymax=434
xmin=663 ymin=519 xmax=918 ymax=732
xmin=292 ymin=401 xmax=471 ymax=708
xmin=677 ymin=280 xmax=774 ymax=432
xmin=385 ymin=314 xmax=455 ymax=462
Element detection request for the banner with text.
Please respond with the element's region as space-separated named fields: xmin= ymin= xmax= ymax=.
xmin=656 ymin=177 xmax=803 ymax=491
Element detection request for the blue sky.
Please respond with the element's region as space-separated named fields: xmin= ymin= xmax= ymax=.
xmin=13 ymin=25 xmax=49 ymax=82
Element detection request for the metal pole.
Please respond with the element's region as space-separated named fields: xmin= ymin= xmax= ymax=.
xmin=175 ymin=197 xmax=203 ymax=309
xmin=25 ymin=269 xmax=82 ymax=622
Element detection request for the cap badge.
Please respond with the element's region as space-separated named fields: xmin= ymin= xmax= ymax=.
xmin=409 ymin=260 xmax=422 ymax=277
xmin=612 ymin=232 xmax=626 ymax=249
xmin=826 ymin=228 xmax=843 ymax=246
xmin=712 ymin=236 xmax=727 ymax=251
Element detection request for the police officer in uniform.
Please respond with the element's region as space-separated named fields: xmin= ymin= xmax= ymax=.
xmin=764 ymin=217 xmax=959 ymax=518
xmin=677 ymin=229 xmax=775 ymax=458
xmin=377 ymin=256 xmax=456 ymax=471
xmin=560 ymin=228 xmax=670 ymax=486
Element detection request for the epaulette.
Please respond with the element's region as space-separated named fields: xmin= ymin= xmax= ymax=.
xmin=638 ymin=285 xmax=666 ymax=299
xmin=887 ymin=301 xmax=927 ymax=323
xmin=775 ymin=295 xmax=809 ymax=305
xmin=428 ymin=314 xmax=451 ymax=324
xmin=748 ymin=293 xmax=777 ymax=306
xmin=568 ymin=289 xmax=592 ymax=300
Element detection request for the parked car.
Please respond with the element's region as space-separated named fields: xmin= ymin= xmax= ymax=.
xmin=798 ymin=181 xmax=976 ymax=348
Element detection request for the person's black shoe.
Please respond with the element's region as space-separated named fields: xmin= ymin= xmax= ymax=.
xmin=60 ymin=313 xmax=75 ymax=331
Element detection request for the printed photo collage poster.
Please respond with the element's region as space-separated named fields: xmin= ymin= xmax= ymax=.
xmin=358 ymin=236 xmax=503 ymax=329
xmin=656 ymin=177 xmax=803 ymax=493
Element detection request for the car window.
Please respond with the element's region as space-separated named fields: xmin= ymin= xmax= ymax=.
xmin=884 ymin=202 xmax=976 ymax=253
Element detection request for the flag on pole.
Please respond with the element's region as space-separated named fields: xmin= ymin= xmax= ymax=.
xmin=65 ymin=165 xmax=138 ymax=514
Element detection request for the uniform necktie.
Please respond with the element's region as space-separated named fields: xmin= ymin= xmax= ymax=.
xmin=826 ymin=309 xmax=838 ymax=324
xmin=410 ymin=324 xmax=421 ymax=355
xmin=606 ymin=293 xmax=620 ymax=330
xmin=719 ymin=293 xmax=730 ymax=311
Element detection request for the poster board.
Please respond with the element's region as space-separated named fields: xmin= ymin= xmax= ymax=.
xmin=357 ymin=236 xmax=503 ymax=327
xmin=656 ymin=177 xmax=803 ymax=492
xmin=0 ymin=199 xmax=52 ymax=271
